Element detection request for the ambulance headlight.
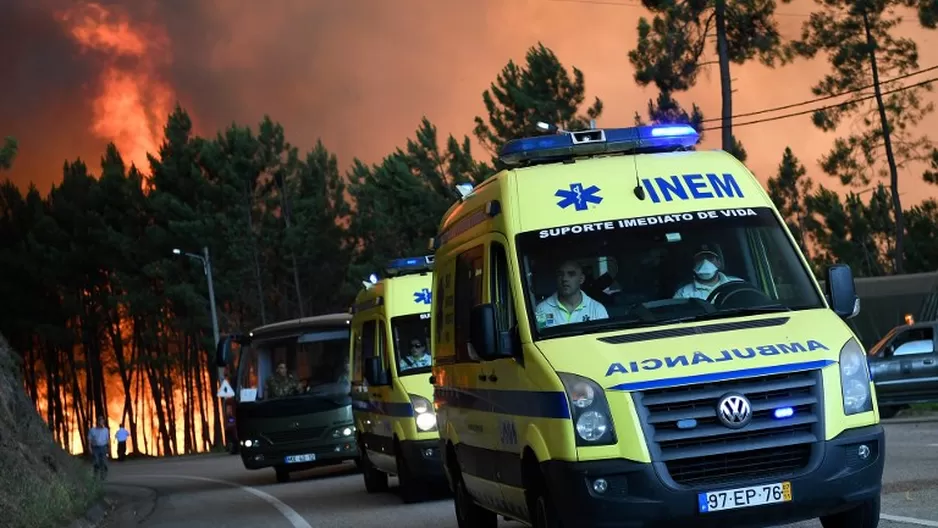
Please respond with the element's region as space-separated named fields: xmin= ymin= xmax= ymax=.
xmin=558 ymin=373 xmax=617 ymax=447
xmin=410 ymin=394 xmax=437 ymax=432
xmin=840 ymin=338 xmax=873 ymax=415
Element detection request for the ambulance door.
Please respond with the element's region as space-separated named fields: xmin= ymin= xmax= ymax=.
xmin=485 ymin=236 xmax=537 ymax=517
xmin=450 ymin=243 xmax=503 ymax=509
xmin=361 ymin=317 xmax=397 ymax=473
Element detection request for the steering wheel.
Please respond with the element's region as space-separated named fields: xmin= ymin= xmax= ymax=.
xmin=706 ymin=280 xmax=773 ymax=308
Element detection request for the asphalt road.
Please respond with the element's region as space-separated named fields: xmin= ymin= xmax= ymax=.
xmin=103 ymin=418 xmax=938 ymax=528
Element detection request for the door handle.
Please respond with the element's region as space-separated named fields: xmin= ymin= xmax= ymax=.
xmin=925 ymin=359 xmax=935 ymax=365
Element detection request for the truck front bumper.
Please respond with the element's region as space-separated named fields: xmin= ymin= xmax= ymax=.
xmin=240 ymin=436 xmax=359 ymax=471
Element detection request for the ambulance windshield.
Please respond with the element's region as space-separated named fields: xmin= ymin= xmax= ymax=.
xmin=516 ymin=206 xmax=825 ymax=339
xmin=393 ymin=312 xmax=432 ymax=376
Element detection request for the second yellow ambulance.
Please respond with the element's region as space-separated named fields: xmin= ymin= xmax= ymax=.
xmin=349 ymin=256 xmax=446 ymax=503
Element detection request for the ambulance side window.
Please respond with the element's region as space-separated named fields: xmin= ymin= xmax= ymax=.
xmin=490 ymin=242 xmax=517 ymax=331
xmin=378 ymin=319 xmax=389 ymax=370
xmin=351 ymin=326 xmax=364 ymax=384
xmin=454 ymin=244 xmax=485 ymax=363
xmin=361 ymin=320 xmax=377 ymax=360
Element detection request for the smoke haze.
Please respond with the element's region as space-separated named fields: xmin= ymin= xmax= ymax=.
xmin=3 ymin=0 xmax=938 ymax=204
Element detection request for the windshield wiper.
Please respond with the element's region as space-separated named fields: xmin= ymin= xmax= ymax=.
xmin=655 ymin=305 xmax=791 ymax=326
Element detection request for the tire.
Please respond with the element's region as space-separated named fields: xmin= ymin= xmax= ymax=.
xmin=533 ymin=493 xmax=563 ymax=528
xmin=396 ymin=449 xmax=427 ymax=504
xmin=274 ymin=466 xmax=290 ymax=483
xmin=361 ymin=449 xmax=388 ymax=493
xmin=453 ymin=476 xmax=497 ymax=528
xmin=820 ymin=496 xmax=880 ymax=528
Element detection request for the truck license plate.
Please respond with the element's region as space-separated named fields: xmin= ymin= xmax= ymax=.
xmin=285 ymin=453 xmax=316 ymax=464
xmin=698 ymin=482 xmax=791 ymax=513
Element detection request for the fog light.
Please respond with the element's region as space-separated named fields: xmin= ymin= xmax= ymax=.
xmin=592 ymin=478 xmax=608 ymax=494
xmin=858 ymin=444 xmax=871 ymax=460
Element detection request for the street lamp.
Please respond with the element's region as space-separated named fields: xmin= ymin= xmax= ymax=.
xmin=171 ymin=246 xmax=220 ymax=352
xmin=172 ymin=245 xmax=227 ymax=451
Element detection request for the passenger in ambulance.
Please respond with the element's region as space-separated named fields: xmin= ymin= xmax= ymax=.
xmin=672 ymin=244 xmax=743 ymax=301
xmin=535 ymin=259 xmax=609 ymax=328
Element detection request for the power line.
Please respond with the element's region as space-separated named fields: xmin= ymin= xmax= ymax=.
xmin=700 ymin=76 xmax=938 ymax=131
xmin=700 ymin=64 xmax=938 ymax=123
xmin=544 ymin=0 xmax=812 ymax=17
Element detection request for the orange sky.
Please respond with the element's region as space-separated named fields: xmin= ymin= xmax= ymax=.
xmin=3 ymin=0 xmax=938 ymax=209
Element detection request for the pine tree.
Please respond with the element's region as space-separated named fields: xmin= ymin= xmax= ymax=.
xmin=628 ymin=0 xmax=793 ymax=161
xmin=473 ymin=43 xmax=603 ymax=161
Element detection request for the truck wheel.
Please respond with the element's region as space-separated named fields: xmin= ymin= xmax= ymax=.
xmin=274 ymin=466 xmax=290 ymax=483
xmin=396 ymin=450 xmax=427 ymax=504
xmin=361 ymin=449 xmax=388 ymax=493
xmin=820 ymin=496 xmax=880 ymax=528
xmin=454 ymin=477 xmax=497 ymax=528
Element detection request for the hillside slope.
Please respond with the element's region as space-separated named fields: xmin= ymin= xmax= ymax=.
xmin=0 ymin=334 xmax=101 ymax=528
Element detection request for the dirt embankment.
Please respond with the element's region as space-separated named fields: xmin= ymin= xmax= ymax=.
xmin=0 ymin=334 xmax=101 ymax=528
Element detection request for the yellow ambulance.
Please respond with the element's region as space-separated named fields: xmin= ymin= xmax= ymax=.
xmin=349 ymin=256 xmax=445 ymax=503
xmin=429 ymin=124 xmax=883 ymax=528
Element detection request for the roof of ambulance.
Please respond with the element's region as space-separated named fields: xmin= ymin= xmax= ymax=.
xmin=437 ymin=147 xmax=763 ymax=235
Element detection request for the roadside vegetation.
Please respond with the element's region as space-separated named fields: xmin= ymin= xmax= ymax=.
xmin=0 ymin=334 xmax=102 ymax=528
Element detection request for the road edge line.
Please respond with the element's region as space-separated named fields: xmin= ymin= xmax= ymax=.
xmin=882 ymin=514 xmax=938 ymax=527
xmin=135 ymin=474 xmax=312 ymax=528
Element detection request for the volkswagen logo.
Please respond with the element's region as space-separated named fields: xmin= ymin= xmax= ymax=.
xmin=716 ymin=392 xmax=752 ymax=429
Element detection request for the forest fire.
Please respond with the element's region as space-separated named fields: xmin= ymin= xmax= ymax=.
xmin=54 ymin=2 xmax=174 ymax=174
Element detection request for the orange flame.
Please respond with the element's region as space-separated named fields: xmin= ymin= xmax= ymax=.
xmin=55 ymin=2 xmax=174 ymax=174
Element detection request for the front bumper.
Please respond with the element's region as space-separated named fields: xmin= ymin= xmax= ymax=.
xmin=399 ymin=439 xmax=445 ymax=481
xmin=543 ymin=425 xmax=884 ymax=528
xmin=240 ymin=436 xmax=359 ymax=470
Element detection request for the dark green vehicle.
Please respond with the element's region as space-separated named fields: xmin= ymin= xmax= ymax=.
xmin=216 ymin=313 xmax=359 ymax=482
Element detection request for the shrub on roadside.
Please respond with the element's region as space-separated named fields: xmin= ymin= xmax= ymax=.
xmin=0 ymin=334 xmax=103 ymax=528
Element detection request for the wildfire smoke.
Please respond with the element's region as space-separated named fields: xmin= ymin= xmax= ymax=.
xmin=54 ymin=2 xmax=174 ymax=174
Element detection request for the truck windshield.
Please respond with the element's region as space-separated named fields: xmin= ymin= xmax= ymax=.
xmin=516 ymin=206 xmax=825 ymax=340
xmin=238 ymin=328 xmax=350 ymax=401
xmin=392 ymin=312 xmax=432 ymax=376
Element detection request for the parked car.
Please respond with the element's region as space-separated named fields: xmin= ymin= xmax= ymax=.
xmin=867 ymin=321 xmax=938 ymax=418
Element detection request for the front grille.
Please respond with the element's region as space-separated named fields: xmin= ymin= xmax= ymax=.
xmin=632 ymin=369 xmax=823 ymax=487
xmin=264 ymin=426 xmax=326 ymax=445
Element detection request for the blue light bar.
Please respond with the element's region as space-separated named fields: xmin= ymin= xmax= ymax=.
xmin=497 ymin=124 xmax=699 ymax=168
xmin=773 ymin=407 xmax=795 ymax=419
xmin=385 ymin=255 xmax=434 ymax=277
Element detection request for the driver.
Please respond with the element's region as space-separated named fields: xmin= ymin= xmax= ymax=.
xmin=673 ymin=244 xmax=742 ymax=301
xmin=400 ymin=338 xmax=431 ymax=370
xmin=535 ymin=259 xmax=609 ymax=328
xmin=266 ymin=362 xmax=301 ymax=398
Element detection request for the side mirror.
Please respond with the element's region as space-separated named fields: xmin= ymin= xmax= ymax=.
xmin=216 ymin=336 xmax=231 ymax=368
xmin=469 ymin=304 xmax=515 ymax=360
xmin=826 ymin=264 xmax=860 ymax=319
xmin=363 ymin=356 xmax=389 ymax=386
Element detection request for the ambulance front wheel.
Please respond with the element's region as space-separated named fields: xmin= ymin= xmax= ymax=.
xmin=453 ymin=477 xmax=497 ymax=528
xmin=361 ymin=447 xmax=388 ymax=493
xmin=533 ymin=494 xmax=563 ymax=528
xmin=820 ymin=495 xmax=880 ymax=528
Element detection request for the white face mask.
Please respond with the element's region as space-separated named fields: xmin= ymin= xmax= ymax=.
xmin=694 ymin=259 xmax=719 ymax=281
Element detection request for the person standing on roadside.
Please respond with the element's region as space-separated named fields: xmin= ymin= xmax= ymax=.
xmin=88 ymin=417 xmax=110 ymax=480
xmin=115 ymin=423 xmax=130 ymax=461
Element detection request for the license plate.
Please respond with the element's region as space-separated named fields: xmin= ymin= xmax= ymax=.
xmin=285 ymin=453 xmax=316 ymax=464
xmin=698 ymin=481 xmax=791 ymax=513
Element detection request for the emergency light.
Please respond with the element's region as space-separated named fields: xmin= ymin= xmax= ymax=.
xmin=384 ymin=255 xmax=435 ymax=277
xmin=497 ymin=124 xmax=700 ymax=168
